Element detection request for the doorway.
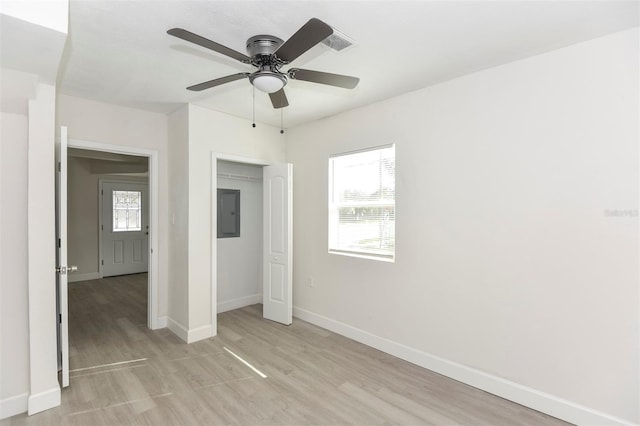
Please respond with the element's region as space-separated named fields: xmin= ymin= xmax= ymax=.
xmin=210 ymin=153 xmax=293 ymax=334
xmin=216 ymin=160 xmax=264 ymax=314
xmin=56 ymin=133 xmax=160 ymax=389
xmin=65 ymin=139 xmax=160 ymax=329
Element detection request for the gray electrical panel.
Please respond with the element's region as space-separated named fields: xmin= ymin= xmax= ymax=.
xmin=217 ymin=189 xmax=240 ymax=238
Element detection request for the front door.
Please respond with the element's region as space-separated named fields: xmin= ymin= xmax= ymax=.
xmin=101 ymin=181 xmax=149 ymax=277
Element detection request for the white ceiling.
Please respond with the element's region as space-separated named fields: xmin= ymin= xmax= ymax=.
xmin=56 ymin=1 xmax=639 ymax=128
xmin=1 ymin=9 xmax=67 ymax=113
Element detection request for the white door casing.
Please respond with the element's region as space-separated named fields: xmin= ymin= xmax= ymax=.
xmin=262 ymin=163 xmax=293 ymax=325
xmin=55 ymin=126 xmax=70 ymax=387
xmin=101 ymin=181 xmax=149 ymax=277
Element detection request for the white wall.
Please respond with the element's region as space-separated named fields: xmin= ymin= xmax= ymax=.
xmin=67 ymin=157 xmax=99 ymax=279
xmin=0 ymin=3 xmax=67 ymax=415
xmin=186 ymin=104 xmax=285 ymax=340
xmin=0 ymin=81 xmax=63 ymax=419
xmin=0 ymin=112 xmax=30 ymax=417
xmin=57 ymin=94 xmax=169 ymax=319
xmin=217 ymin=161 xmax=263 ymax=313
xmin=286 ymin=28 xmax=639 ymax=424
xmin=167 ymin=105 xmax=189 ymax=331
xmin=27 ymin=82 xmax=60 ymax=415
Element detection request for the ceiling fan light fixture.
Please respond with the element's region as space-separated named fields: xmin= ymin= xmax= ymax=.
xmin=250 ymin=71 xmax=287 ymax=93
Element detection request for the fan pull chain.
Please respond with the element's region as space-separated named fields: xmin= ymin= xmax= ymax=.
xmin=280 ymin=108 xmax=284 ymax=134
xmin=252 ymin=86 xmax=256 ymax=128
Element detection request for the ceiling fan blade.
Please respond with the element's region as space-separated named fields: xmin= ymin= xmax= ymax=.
xmin=186 ymin=73 xmax=249 ymax=91
xmin=269 ymin=89 xmax=289 ymax=109
xmin=168 ymin=28 xmax=251 ymax=63
xmin=288 ymin=68 xmax=360 ymax=89
xmin=274 ymin=18 xmax=333 ymax=63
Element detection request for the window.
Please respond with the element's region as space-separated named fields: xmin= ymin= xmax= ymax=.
xmin=329 ymin=144 xmax=395 ymax=261
xmin=112 ymin=190 xmax=142 ymax=232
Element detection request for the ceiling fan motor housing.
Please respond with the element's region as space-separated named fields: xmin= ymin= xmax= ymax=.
xmin=246 ymin=35 xmax=284 ymax=58
xmin=246 ymin=35 xmax=288 ymax=93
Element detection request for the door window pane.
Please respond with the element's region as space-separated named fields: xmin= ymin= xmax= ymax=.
xmin=112 ymin=190 xmax=142 ymax=232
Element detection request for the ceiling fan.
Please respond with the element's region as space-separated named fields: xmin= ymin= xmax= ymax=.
xmin=167 ymin=18 xmax=360 ymax=109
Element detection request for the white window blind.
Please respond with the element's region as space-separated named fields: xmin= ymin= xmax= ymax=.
xmin=329 ymin=145 xmax=395 ymax=261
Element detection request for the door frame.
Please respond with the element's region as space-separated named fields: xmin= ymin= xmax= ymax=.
xmin=68 ymin=138 xmax=161 ymax=330
xmin=210 ymin=152 xmax=270 ymax=334
xmin=98 ymin=178 xmax=149 ymax=278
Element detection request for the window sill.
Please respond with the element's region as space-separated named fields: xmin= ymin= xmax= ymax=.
xmin=328 ymin=249 xmax=395 ymax=263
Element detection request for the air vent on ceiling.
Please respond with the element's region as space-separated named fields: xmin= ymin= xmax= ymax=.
xmin=321 ymin=28 xmax=356 ymax=52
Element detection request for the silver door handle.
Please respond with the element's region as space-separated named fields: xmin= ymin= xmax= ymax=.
xmin=56 ymin=265 xmax=78 ymax=274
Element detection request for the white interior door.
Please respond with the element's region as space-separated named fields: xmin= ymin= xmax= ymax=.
xmin=55 ymin=126 xmax=70 ymax=387
xmin=101 ymin=181 xmax=149 ymax=277
xmin=263 ymin=163 xmax=293 ymax=325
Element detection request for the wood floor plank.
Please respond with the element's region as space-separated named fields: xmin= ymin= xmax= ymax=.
xmin=1 ymin=273 xmax=570 ymax=425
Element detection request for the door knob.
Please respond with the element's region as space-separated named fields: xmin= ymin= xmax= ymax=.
xmin=56 ymin=265 xmax=78 ymax=274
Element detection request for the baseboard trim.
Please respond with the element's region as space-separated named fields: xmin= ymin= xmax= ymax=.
xmin=27 ymin=386 xmax=60 ymax=416
xmin=166 ymin=318 xmax=212 ymax=343
xmin=217 ymin=294 xmax=261 ymax=314
xmin=187 ymin=324 xmax=213 ymax=343
xmin=0 ymin=392 xmax=28 ymax=419
xmin=293 ymin=306 xmax=633 ymax=426
xmin=167 ymin=317 xmax=188 ymax=342
xmin=154 ymin=315 xmax=168 ymax=330
xmin=68 ymin=272 xmax=100 ymax=283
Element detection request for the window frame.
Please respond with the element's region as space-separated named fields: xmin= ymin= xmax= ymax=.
xmin=328 ymin=144 xmax=396 ymax=262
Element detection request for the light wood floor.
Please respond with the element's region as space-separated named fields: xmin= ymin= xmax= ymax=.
xmin=3 ymin=274 xmax=569 ymax=425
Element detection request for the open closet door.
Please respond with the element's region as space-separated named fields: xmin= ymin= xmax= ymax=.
xmin=55 ymin=126 xmax=72 ymax=387
xmin=263 ymin=163 xmax=293 ymax=325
